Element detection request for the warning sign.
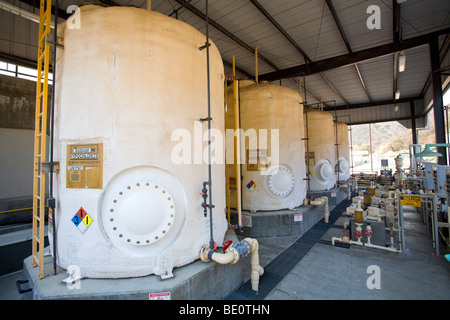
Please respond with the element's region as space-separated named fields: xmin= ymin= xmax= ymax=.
xmin=66 ymin=143 xmax=103 ymax=189
xmin=149 ymin=292 xmax=171 ymax=300
xmin=400 ymin=195 xmax=421 ymax=207
xmin=246 ymin=180 xmax=258 ymax=191
xmin=71 ymin=207 xmax=94 ymax=234
xmin=246 ymin=149 xmax=268 ymax=171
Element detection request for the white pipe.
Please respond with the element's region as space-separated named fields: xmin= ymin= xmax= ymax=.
xmin=340 ymin=184 xmax=351 ymax=200
xmin=244 ymin=238 xmax=264 ymax=291
xmin=365 ymin=242 xmax=401 ymax=252
xmin=199 ymin=238 xmax=264 ymax=292
xmin=332 ymin=224 xmax=401 ymax=253
xmin=304 ymin=196 xmax=329 ymax=223
xmin=210 ymin=250 xmax=237 ymax=264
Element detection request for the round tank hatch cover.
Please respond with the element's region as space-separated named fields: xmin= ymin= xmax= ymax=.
xmin=319 ymin=162 xmax=333 ymax=181
xmin=338 ymin=157 xmax=349 ymax=173
xmin=267 ymin=165 xmax=295 ymax=198
xmin=106 ymin=181 xmax=176 ymax=246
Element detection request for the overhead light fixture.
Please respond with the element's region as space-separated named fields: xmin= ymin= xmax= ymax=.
xmin=394 ymin=105 xmax=399 ymax=112
xmin=396 ymin=0 xmax=407 ymax=3
xmin=398 ymin=51 xmax=406 ymax=72
xmin=395 ymin=90 xmax=401 ymax=100
xmin=414 ymin=143 xmax=450 ymax=158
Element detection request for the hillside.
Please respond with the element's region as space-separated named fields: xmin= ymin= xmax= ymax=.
xmin=351 ymin=116 xmax=436 ymax=155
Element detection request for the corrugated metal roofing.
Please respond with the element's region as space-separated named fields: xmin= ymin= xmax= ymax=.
xmin=0 ymin=0 xmax=449 ymax=127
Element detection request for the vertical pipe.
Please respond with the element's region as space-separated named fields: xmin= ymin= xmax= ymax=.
xmin=232 ymin=56 xmax=242 ymax=227
xmin=50 ymin=0 xmax=58 ymax=275
xmin=147 ymin=0 xmax=151 ymax=11
xmin=334 ymin=108 xmax=340 ymax=185
xmin=303 ymin=74 xmax=311 ymax=197
xmin=225 ymin=78 xmax=230 ymax=225
xmin=433 ymin=195 xmax=440 ymax=256
xmin=349 ymin=118 xmax=354 ymax=176
xmin=399 ymin=199 xmax=405 ymax=252
xmin=205 ymin=0 xmax=214 ymax=250
xmin=369 ymin=123 xmax=373 ymax=172
xmin=255 ymin=47 xmax=259 ymax=84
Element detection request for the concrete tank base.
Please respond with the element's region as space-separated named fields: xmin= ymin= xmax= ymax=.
xmin=20 ymin=232 xmax=244 ymax=300
xmin=229 ymin=206 xmax=323 ymax=238
xmin=309 ymin=187 xmax=349 ymax=206
xmin=229 ymin=188 xmax=349 ymax=238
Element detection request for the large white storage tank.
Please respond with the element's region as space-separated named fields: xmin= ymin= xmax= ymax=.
xmin=304 ymin=108 xmax=336 ymax=191
xmin=334 ymin=121 xmax=351 ymax=181
xmin=226 ymin=80 xmax=306 ymax=212
xmin=52 ymin=5 xmax=227 ymax=278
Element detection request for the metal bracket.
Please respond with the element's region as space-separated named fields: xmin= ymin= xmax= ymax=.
xmin=199 ymin=42 xmax=211 ymax=51
xmin=46 ymin=34 xmax=64 ymax=49
xmin=41 ymin=161 xmax=60 ymax=174
xmin=199 ymin=117 xmax=212 ymax=122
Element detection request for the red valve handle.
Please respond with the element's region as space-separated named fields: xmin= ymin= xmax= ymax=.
xmin=355 ymin=230 xmax=362 ymax=238
xmin=223 ymin=240 xmax=233 ymax=253
xmin=365 ymin=229 xmax=373 ymax=237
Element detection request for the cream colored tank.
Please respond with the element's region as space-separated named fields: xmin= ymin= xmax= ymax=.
xmin=52 ymin=5 xmax=226 ymax=278
xmin=304 ymin=108 xmax=336 ymax=191
xmin=334 ymin=121 xmax=351 ymax=181
xmin=226 ymin=81 xmax=306 ymax=212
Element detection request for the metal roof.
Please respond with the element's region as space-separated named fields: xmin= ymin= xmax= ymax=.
xmin=1 ymin=0 xmax=450 ymax=127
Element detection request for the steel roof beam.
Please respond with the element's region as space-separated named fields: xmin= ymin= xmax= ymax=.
xmin=250 ymin=0 xmax=347 ymax=104
xmin=172 ymin=0 xmax=326 ymax=104
xmin=325 ymin=0 xmax=371 ymax=102
xmin=259 ymin=27 xmax=450 ymax=81
xmin=250 ymin=0 xmax=311 ymax=65
xmin=173 ymin=0 xmax=280 ymax=72
xmin=323 ymin=97 xmax=418 ymax=112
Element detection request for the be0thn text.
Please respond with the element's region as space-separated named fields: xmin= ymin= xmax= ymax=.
xmin=223 ymin=304 xmax=269 ymax=315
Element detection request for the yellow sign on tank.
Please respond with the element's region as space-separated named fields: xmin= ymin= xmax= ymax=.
xmin=66 ymin=143 xmax=103 ymax=189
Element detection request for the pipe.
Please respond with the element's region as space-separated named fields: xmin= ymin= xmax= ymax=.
xmin=232 ymin=57 xmax=242 ymax=227
xmin=49 ymin=0 xmax=58 ymax=276
xmin=204 ymin=0 xmax=214 ymax=250
xmin=302 ymin=74 xmax=311 ymax=197
xmin=304 ymin=196 xmax=329 ymax=223
xmin=147 ymin=0 xmax=151 ymax=11
xmin=340 ymin=183 xmax=351 ymax=200
xmin=245 ymin=238 xmax=264 ymax=291
xmin=332 ymin=224 xmax=402 ymax=253
xmin=255 ymin=47 xmax=259 ymax=83
xmin=200 ymin=238 xmax=264 ymax=292
xmin=224 ymin=78 xmax=231 ymax=225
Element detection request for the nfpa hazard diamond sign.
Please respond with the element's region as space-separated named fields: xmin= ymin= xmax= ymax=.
xmin=71 ymin=207 xmax=93 ymax=234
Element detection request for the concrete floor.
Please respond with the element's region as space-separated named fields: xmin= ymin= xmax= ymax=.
xmin=1 ymin=205 xmax=449 ymax=300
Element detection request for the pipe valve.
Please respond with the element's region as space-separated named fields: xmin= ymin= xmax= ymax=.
xmin=201 ymin=181 xmax=215 ymax=217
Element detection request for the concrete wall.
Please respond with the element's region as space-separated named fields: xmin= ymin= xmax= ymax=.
xmin=0 ymin=128 xmax=34 ymax=199
xmin=0 ymin=74 xmax=50 ymax=201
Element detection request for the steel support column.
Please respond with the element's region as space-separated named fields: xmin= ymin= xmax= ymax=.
xmin=429 ymin=34 xmax=447 ymax=165
xmin=410 ymin=100 xmax=417 ymax=145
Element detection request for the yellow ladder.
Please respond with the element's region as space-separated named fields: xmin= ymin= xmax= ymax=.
xmin=32 ymin=0 xmax=52 ymax=279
